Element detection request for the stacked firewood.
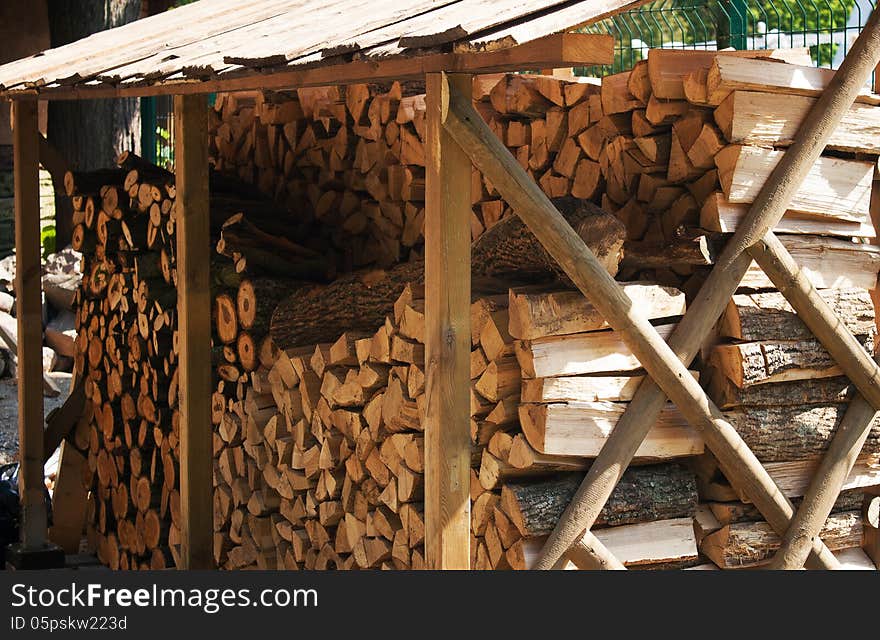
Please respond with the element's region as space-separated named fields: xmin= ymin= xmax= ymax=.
xmin=65 ymin=152 xmax=180 ymax=570
xmin=586 ymin=50 xmax=880 ymax=569
xmin=65 ymin=151 xmax=330 ymax=570
xmin=65 ymin=48 xmax=880 ymax=570
xmin=206 ymin=54 xmax=880 ymax=569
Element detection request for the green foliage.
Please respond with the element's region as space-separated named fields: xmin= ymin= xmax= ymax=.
xmin=41 ymin=225 xmax=56 ymax=259
xmin=746 ymin=0 xmax=856 ymax=65
xmin=578 ymin=0 xmax=862 ymax=73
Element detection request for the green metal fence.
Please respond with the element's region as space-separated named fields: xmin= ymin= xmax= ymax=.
xmin=140 ymin=95 xmax=175 ymax=170
xmin=577 ymin=0 xmax=875 ymax=76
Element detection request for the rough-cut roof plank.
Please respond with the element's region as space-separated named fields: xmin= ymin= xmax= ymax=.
xmin=0 ymin=0 xmax=634 ymax=99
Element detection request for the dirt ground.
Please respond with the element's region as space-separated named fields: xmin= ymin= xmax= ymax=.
xmin=0 ymin=374 xmax=71 ymax=466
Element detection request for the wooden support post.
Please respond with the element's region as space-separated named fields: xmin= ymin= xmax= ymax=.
xmin=769 ymin=388 xmax=877 ymax=569
xmin=424 ymin=72 xmax=472 ymax=570
xmin=174 ymin=94 xmax=213 ymax=570
xmin=528 ymin=5 xmax=880 ymax=571
xmin=440 ymin=75 xmax=838 ymax=571
xmin=13 ymin=98 xmax=46 ymax=549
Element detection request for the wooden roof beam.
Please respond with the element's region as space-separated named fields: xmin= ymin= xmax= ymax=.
xmin=0 ymin=33 xmax=612 ymax=101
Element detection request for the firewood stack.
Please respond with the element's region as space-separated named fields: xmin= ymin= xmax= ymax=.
xmin=66 ymin=152 xmax=328 ymax=570
xmin=207 ymin=53 xmax=880 ymax=570
xmin=65 ymin=48 xmax=880 ymax=571
xmin=65 ymin=152 xmax=180 ymax=570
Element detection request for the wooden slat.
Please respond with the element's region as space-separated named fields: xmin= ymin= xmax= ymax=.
xmin=13 ymin=99 xmax=46 ymax=548
xmin=175 ymin=94 xmax=214 ymax=570
xmin=424 ymin=72 xmax=472 ymax=570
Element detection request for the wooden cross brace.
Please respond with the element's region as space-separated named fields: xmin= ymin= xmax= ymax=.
xmin=436 ymin=5 xmax=880 ymax=571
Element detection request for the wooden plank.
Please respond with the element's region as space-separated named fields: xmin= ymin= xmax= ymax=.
xmin=523 ymin=518 xmax=700 ymax=569
xmin=521 ymin=371 xmax=697 ymax=403
xmin=592 ymin=517 xmax=698 ymax=567
xmin=741 ymin=236 xmax=880 ymax=291
xmin=714 ymin=90 xmax=880 ymax=154
xmin=174 ymin=93 xmax=213 ymax=570
xmin=764 ymin=455 xmax=880 ymax=499
xmin=715 ymin=145 xmax=874 ymax=221
xmin=13 ymin=99 xmax=46 ymax=548
xmin=47 ymin=442 xmax=88 ymax=554
xmin=515 ymin=323 xmax=677 ymax=378
xmin=508 ymin=282 xmax=685 ymax=340
xmin=423 ymin=72 xmax=472 ymax=570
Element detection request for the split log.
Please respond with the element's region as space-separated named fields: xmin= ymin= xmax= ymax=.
xmin=519 ymin=402 xmax=703 ymax=459
xmin=501 ymin=463 xmax=697 ymax=537
xmin=701 ymin=511 xmax=863 ymax=569
xmin=508 ymin=282 xmax=685 ymax=340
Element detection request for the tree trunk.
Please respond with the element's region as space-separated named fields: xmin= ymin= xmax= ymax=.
xmin=270 ymin=199 xmax=625 ymax=349
xmin=48 ymin=0 xmax=143 ymax=246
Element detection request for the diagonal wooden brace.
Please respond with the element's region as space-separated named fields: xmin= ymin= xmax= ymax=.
xmin=439 ymin=75 xmax=838 ymax=571
xmin=563 ymin=531 xmax=626 ymax=570
xmin=748 ymin=233 xmax=880 ymax=408
xmin=750 ymin=233 xmax=880 ymax=569
xmin=531 ymin=5 xmax=880 ymax=571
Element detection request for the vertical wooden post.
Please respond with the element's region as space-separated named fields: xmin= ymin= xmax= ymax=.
xmin=174 ymin=94 xmax=213 ymax=569
xmin=424 ymin=72 xmax=472 ymax=570
xmin=13 ymin=98 xmax=46 ymax=549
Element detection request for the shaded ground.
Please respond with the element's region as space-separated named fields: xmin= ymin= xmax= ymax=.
xmin=0 ymin=374 xmax=71 ymax=465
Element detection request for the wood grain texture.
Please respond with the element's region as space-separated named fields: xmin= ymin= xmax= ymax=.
xmin=175 ymin=93 xmax=214 ymax=569
xmin=714 ymin=90 xmax=880 ymax=154
xmin=423 ymin=73 xmax=472 ymax=569
xmin=3 ymin=33 xmax=614 ymax=101
xmin=13 ymin=98 xmax=46 ymax=548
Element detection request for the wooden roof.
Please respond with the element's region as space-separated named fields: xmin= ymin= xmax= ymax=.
xmin=0 ymin=0 xmax=638 ymax=100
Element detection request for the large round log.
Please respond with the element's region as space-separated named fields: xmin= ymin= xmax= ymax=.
xmin=471 ymin=197 xmax=625 ymax=282
xmin=270 ymin=198 xmax=625 ymax=349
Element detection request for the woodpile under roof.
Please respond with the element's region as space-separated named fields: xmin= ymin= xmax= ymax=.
xmin=0 ymin=0 xmax=641 ymax=99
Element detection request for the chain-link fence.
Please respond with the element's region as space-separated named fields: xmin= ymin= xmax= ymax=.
xmin=577 ymin=0 xmax=874 ymax=76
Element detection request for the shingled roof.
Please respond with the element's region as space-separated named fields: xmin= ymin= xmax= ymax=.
xmin=0 ymin=0 xmax=639 ymax=99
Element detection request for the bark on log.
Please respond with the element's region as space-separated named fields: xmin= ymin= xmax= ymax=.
xmin=707 ymin=374 xmax=854 ymax=409
xmin=501 ymin=463 xmax=698 ymax=537
xmin=718 ymin=288 xmax=875 ymax=342
xmin=726 ymin=403 xmax=880 ymax=462
xmin=701 ymin=510 xmax=863 ymax=569
xmin=470 ymin=198 xmax=626 ymax=283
